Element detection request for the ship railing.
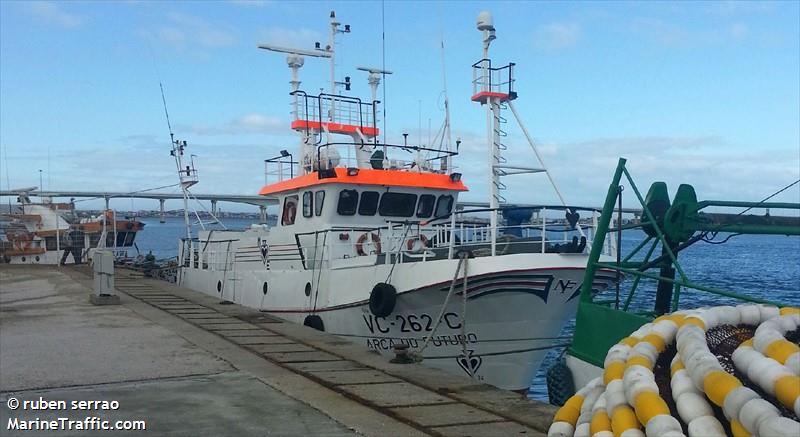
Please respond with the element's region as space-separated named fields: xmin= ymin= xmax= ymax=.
xmin=314 ymin=142 xmax=458 ymax=172
xmin=292 ymin=205 xmax=614 ymax=268
xmin=264 ymin=152 xmax=298 ymax=185
xmin=427 ymin=205 xmax=614 ymax=260
xmin=290 ymin=91 xmax=378 ymax=137
xmin=471 ymin=58 xmax=516 ymax=98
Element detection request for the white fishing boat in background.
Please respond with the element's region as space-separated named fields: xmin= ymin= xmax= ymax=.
xmin=176 ymin=11 xmax=617 ymax=391
xmin=0 ymin=188 xmax=144 ymax=265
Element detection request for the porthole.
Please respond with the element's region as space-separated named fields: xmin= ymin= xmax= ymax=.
xmin=263 ymin=282 xmax=268 ymax=295
xmin=35 ymin=256 xmax=40 ymax=262
xmin=304 ymin=282 xmax=312 ymax=297
xmin=21 ymin=257 xmax=26 ymax=262
xmin=217 ymin=280 xmax=222 ymax=293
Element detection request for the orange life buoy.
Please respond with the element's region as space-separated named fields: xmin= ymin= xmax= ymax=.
xmin=406 ymin=234 xmax=431 ymax=252
xmin=11 ymin=233 xmax=33 ymax=251
xmin=355 ymin=233 xmax=382 ymax=256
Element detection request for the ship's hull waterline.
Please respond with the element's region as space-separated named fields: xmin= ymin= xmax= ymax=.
xmin=180 ymin=252 xmax=614 ymax=391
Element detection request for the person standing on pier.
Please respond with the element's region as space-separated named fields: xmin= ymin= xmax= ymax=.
xmin=59 ymin=228 xmax=84 ymax=265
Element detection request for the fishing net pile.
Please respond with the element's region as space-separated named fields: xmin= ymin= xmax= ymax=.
xmin=548 ymin=304 xmax=800 ymax=437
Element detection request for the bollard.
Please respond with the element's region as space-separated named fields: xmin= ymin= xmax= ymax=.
xmin=390 ymin=344 xmax=414 ymax=364
xmin=89 ymin=250 xmax=120 ymax=305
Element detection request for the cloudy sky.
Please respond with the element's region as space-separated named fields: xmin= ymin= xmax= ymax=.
xmin=1 ymin=1 xmax=798 ymax=213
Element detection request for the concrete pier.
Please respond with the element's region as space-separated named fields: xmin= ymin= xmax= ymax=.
xmin=0 ymin=266 xmax=556 ymax=436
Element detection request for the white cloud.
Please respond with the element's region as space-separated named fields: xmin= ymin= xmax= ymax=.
xmin=442 ymin=132 xmax=799 ymax=210
xmin=140 ymin=13 xmax=236 ymax=54
xmin=631 ymin=17 xmax=753 ymax=47
xmin=28 ymin=2 xmax=83 ymax=29
xmin=534 ymin=22 xmax=581 ymax=51
xmin=178 ymin=113 xmax=285 ymax=136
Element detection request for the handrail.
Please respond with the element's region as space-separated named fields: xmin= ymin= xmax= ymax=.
xmin=471 ymin=58 xmax=516 ymax=97
xmin=315 ymin=141 xmax=458 ymax=171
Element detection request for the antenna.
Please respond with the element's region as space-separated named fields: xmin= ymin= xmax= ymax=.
xmin=381 ymin=0 xmax=387 ymax=144
xmin=159 ymin=82 xmax=173 ymax=138
xmin=436 ymin=23 xmax=453 ymax=172
xmin=257 ymin=44 xmax=331 ymax=58
xmin=356 ymin=66 xmax=392 ymax=104
xmin=477 ymin=10 xmax=496 ymax=57
xmin=159 ymin=82 xmax=197 ymax=240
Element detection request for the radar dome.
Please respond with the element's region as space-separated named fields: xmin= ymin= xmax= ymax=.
xmin=477 ymin=11 xmax=495 ymax=31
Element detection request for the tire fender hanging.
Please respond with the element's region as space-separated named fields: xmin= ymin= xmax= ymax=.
xmin=369 ymin=282 xmax=397 ymax=318
xmin=303 ymin=315 xmax=325 ymax=332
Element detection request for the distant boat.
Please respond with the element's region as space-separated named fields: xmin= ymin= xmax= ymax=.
xmin=0 ymin=188 xmax=144 ymax=265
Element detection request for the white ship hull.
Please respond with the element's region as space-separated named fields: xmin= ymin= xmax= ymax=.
xmin=180 ymin=234 xmax=614 ymax=391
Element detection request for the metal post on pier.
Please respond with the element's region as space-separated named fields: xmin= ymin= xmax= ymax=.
xmin=159 ymin=199 xmax=166 ymax=223
xmin=259 ymin=205 xmax=267 ymax=224
xmin=211 ymin=200 xmax=218 ymax=217
xmin=102 ymin=196 xmax=110 ymax=245
xmin=90 ymin=249 xmax=119 ymax=305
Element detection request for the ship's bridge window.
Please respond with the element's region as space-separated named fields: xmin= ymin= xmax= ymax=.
xmin=435 ymin=195 xmax=454 ymax=217
xmin=282 ymin=195 xmax=299 ymax=225
xmin=337 ymin=190 xmax=358 ymax=216
xmin=379 ymin=192 xmax=417 ymax=217
xmin=124 ymin=231 xmax=135 ymax=246
xmin=358 ymin=191 xmax=379 ymax=216
xmin=302 ymin=191 xmax=313 ymax=218
xmin=416 ymin=194 xmax=436 ymax=218
xmin=314 ymin=190 xmax=325 ymax=216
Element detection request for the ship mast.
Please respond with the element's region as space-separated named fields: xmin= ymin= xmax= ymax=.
xmin=476 ymin=12 xmax=501 ymax=256
xmin=169 ymin=135 xmax=198 ymax=240
xmin=472 ymin=11 xmax=583 ymax=256
xmin=258 ymin=22 xmax=335 ymax=177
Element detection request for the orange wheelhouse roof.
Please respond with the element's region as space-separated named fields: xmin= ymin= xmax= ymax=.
xmin=258 ymin=168 xmax=468 ymax=196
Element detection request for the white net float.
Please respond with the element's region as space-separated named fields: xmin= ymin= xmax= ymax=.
xmin=548 ymin=305 xmax=800 ymax=437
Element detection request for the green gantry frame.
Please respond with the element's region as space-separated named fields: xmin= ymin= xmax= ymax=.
xmin=569 ymin=158 xmax=800 ymax=368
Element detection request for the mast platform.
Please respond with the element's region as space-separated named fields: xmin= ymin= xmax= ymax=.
xmin=470 ymin=91 xmax=514 ymax=104
xmin=290 ymin=119 xmax=379 ymax=137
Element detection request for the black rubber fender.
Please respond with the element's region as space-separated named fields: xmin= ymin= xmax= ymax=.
xmin=303 ymin=315 xmax=325 ymax=332
xmin=546 ymin=355 xmax=576 ymax=406
xmin=369 ymin=282 xmax=397 ymax=318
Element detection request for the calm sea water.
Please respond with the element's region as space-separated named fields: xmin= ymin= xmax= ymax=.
xmin=132 ymin=217 xmax=800 ymax=401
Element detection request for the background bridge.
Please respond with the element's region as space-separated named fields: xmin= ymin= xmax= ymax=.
xmin=0 ymin=190 xmax=277 ymax=223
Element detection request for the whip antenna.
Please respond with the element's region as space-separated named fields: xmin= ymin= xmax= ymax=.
xmin=381 ymin=0 xmax=387 ymax=144
xmin=159 ymin=82 xmax=174 ymax=139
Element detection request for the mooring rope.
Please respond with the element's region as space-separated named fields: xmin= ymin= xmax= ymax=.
xmin=413 ymin=252 xmax=468 ymax=360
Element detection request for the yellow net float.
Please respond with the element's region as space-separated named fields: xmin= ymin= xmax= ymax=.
xmin=547 ymin=304 xmax=800 ymax=437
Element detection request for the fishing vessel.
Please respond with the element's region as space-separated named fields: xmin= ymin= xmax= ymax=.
xmin=545 ymin=158 xmax=799 ymax=436
xmin=0 ymin=188 xmax=144 ymax=265
xmin=176 ymin=11 xmax=616 ymax=391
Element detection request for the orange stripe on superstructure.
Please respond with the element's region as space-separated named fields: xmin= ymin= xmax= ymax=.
xmin=291 ymin=120 xmax=379 ymax=137
xmin=258 ymin=168 xmax=468 ymax=196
